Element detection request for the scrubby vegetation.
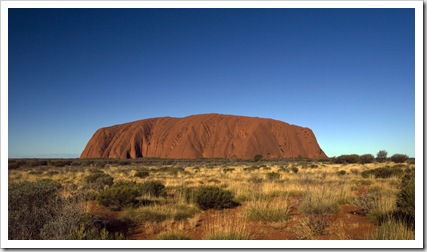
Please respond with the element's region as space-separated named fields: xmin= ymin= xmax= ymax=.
xmin=96 ymin=181 xmax=141 ymax=210
xmin=391 ymin=154 xmax=409 ymax=163
xmin=193 ymin=186 xmax=238 ymax=210
xmin=8 ymin=155 xmax=416 ymax=240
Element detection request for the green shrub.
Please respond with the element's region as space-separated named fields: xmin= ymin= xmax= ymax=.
xmin=336 ymin=170 xmax=346 ymax=176
xmin=48 ymin=160 xmax=73 ymax=167
xmin=139 ymin=181 xmax=165 ymax=197
xmin=96 ymin=181 xmax=140 ymax=210
xmin=9 ymin=179 xmax=62 ymax=239
xmin=117 ymin=160 xmax=131 ymax=166
xmin=84 ymin=172 xmax=114 ymax=190
xmin=93 ymin=160 xmax=107 ymax=168
xmin=193 ymin=186 xmax=238 ymax=210
xmin=8 ymin=162 xmax=20 ymax=169
xmin=243 ymin=166 xmax=261 ymax=172
xmin=335 ymin=154 xmax=360 ymax=164
xmin=65 ymin=213 xmax=126 ymax=240
xmin=359 ymin=154 xmax=375 ymax=164
xmin=27 ymin=159 xmax=48 ymax=167
xmin=291 ymin=167 xmax=299 ymax=174
xmin=223 ymin=168 xmax=235 ymax=173
xmin=254 ymin=154 xmax=263 ymax=162
xmin=134 ymin=170 xmax=149 ymax=178
xmin=266 ymin=172 xmax=280 ymax=181
xmin=395 ymin=170 xmax=415 ymax=229
xmin=361 ymin=166 xmax=403 ymax=179
xmin=391 ymin=154 xmax=409 ymax=163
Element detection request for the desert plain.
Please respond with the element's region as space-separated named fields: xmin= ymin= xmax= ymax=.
xmin=8 ymin=156 xmax=415 ymax=240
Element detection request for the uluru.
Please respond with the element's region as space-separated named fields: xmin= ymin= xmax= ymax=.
xmin=80 ymin=113 xmax=327 ymax=160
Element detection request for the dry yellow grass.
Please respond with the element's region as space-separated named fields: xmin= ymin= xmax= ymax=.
xmin=8 ymin=159 xmax=414 ymax=240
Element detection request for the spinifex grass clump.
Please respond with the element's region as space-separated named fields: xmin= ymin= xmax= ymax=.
xmin=370 ymin=219 xmax=414 ymax=240
xmin=121 ymin=203 xmax=199 ymax=223
xmin=204 ymin=213 xmax=252 ymax=240
xmin=299 ymin=186 xmax=341 ymax=215
xmin=298 ymin=185 xmax=341 ymax=236
xmin=243 ymin=197 xmax=291 ymax=222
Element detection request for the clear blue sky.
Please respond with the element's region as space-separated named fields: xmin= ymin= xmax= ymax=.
xmin=8 ymin=8 xmax=415 ymax=158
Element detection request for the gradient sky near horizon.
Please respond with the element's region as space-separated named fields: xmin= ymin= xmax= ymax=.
xmin=8 ymin=8 xmax=415 ymax=158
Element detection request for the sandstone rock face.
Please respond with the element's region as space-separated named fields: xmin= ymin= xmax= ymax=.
xmin=80 ymin=114 xmax=327 ymax=159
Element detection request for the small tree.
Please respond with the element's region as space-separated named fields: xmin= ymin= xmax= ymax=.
xmin=376 ymin=150 xmax=388 ymax=162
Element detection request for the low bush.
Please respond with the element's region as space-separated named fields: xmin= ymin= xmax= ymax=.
xmin=84 ymin=172 xmax=114 ymax=190
xmin=96 ymin=181 xmax=140 ymax=210
xmin=335 ymin=154 xmax=360 ymax=164
xmin=8 ymin=162 xmax=20 ymax=170
xmin=134 ymin=170 xmax=149 ymax=178
xmin=243 ymin=166 xmax=261 ymax=172
xmin=222 ymin=167 xmax=235 ymax=173
xmin=139 ymin=181 xmax=166 ymax=197
xmin=361 ymin=166 xmax=403 ymax=179
xmin=351 ymin=193 xmax=379 ymax=215
xmin=266 ymin=172 xmax=280 ymax=181
xmin=9 ymin=179 xmax=62 ymax=239
xmin=359 ymin=154 xmax=375 ymax=164
xmin=336 ymin=170 xmax=346 ymax=176
xmin=48 ymin=160 xmax=73 ymax=167
xmin=193 ymin=186 xmax=238 ymax=210
xmin=28 ymin=159 xmax=48 ymax=167
xmin=254 ymin=154 xmax=263 ymax=162
xmin=291 ymin=167 xmax=299 ymax=174
xmin=305 ymin=214 xmax=329 ymax=236
xmin=391 ymin=154 xmax=409 ymax=163
xmin=395 ymin=170 xmax=415 ymax=229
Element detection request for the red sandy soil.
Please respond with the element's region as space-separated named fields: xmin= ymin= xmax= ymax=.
xmin=84 ymin=200 xmax=376 ymax=240
xmin=80 ymin=113 xmax=327 ymax=160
